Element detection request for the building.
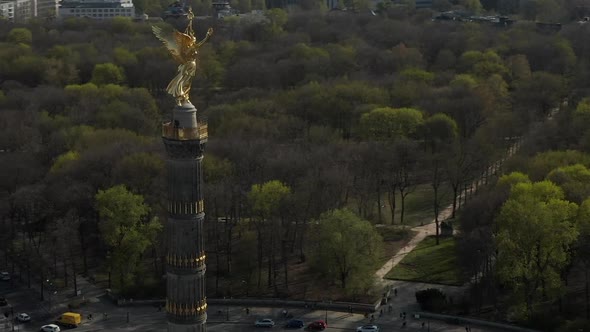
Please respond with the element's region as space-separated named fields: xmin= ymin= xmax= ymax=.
xmin=0 ymin=0 xmax=33 ymax=22
xmin=415 ymin=0 xmax=432 ymax=9
xmin=37 ymin=0 xmax=59 ymax=18
xmin=162 ymin=105 xmax=208 ymax=330
xmin=58 ymin=0 xmax=135 ymax=19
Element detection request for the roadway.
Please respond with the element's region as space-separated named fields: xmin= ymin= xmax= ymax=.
xmin=1 ymin=278 xmax=507 ymax=332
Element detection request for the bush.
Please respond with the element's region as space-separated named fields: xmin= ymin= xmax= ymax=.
xmin=415 ymin=288 xmax=446 ymax=312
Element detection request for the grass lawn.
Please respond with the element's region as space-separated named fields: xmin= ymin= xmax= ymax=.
xmin=376 ymin=226 xmax=417 ymax=266
xmin=349 ymin=183 xmax=455 ymax=227
xmin=395 ymin=183 xmax=454 ymax=227
xmin=385 ymin=235 xmax=468 ymax=286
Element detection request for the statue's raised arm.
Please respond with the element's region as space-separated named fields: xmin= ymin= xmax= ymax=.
xmin=152 ymin=8 xmax=214 ymax=106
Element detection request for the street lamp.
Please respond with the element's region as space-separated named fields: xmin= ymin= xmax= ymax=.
xmin=46 ymin=279 xmax=54 ymax=313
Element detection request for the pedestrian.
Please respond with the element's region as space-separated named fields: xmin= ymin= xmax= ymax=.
xmin=402 ymin=321 xmax=407 ymax=328
xmin=282 ymin=309 xmax=287 ymax=317
xmin=465 ymin=326 xmax=469 ymax=332
xmin=246 ymin=308 xmax=250 ymax=315
xmin=370 ymin=314 xmax=374 ymax=322
xmin=422 ymin=322 xmax=425 ymax=329
xmin=394 ymin=288 xmax=398 ymax=296
xmin=380 ymin=309 xmax=383 ymax=317
xmin=348 ymin=305 xmax=353 ymax=314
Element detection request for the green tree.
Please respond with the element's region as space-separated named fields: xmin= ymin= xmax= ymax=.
xmin=95 ymin=185 xmax=161 ymax=290
xmin=496 ymin=181 xmax=578 ymax=318
xmin=307 ymin=209 xmax=383 ymax=292
xmin=513 ymin=71 xmax=565 ymax=122
xmin=424 ymin=113 xmax=458 ymax=244
xmin=7 ymin=28 xmax=32 ymax=45
xmin=576 ymin=199 xmax=590 ymax=320
xmin=547 ymin=164 xmax=590 ymax=204
xmin=359 ymin=107 xmax=423 ymax=140
xmin=91 ymin=63 xmax=126 ymax=85
xmin=248 ymin=180 xmax=291 ymax=290
xmin=528 ymin=150 xmax=590 ymax=181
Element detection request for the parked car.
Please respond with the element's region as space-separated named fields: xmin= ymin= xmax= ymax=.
xmin=255 ymin=318 xmax=275 ymax=327
xmin=307 ymin=320 xmax=327 ymax=331
xmin=357 ymin=325 xmax=380 ymax=332
xmin=285 ymin=319 xmax=305 ymax=328
xmin=16 ymin=313 xmax=31 ymax=323
xmin=0 ymin=298 xmax=7 ymax=306
xmin=40 ymin=324 xmax=61 ymax=332
xmin=0 ymin=272 xmax=9 ymax=281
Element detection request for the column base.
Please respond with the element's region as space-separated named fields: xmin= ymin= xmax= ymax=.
xmin=168 ymin=320 xmax=207 ymax=332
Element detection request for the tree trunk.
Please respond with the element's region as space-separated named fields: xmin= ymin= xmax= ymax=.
xmin=63 ymin=258 xmax=68 ymax=287
xmin=376 ymin=180 xmax=382 ymax=224
xmin=387 ymin=186 xmax=396 ymax=225
xmin=73 ymin=259 xmax=78 ymax=297
xmin=451 ymin=183 xmax=458 ymax=219
xmin=586 ymin=267 xmax=589 ymax=319
xmin=268 ymin=230 xmax=273 ymax=288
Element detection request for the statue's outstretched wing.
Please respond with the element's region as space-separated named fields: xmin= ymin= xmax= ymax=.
xmin=152 ymin=25 xmax=194 ymax=63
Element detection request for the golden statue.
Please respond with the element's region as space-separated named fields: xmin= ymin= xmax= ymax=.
xmin=152 ymin=9 xmax=213 ymax=106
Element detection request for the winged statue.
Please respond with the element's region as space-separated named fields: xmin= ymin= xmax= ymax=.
xmin=152 ymin=9 xmax=213 ymax=106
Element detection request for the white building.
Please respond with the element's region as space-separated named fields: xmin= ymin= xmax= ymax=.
xmin=0 ymin=0 xmax=33 ymax=22
xmin=58 ymin=0 xmax=134 ymax=19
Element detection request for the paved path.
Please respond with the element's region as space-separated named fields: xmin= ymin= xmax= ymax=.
xmin=374 ymin=102 xmax=565 ymax=287
xmin=375 ymin=139 xmax=525 ymax=284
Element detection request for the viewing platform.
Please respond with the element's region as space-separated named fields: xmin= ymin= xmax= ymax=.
xmin=162 ymin=122 xmax=208 ymax=141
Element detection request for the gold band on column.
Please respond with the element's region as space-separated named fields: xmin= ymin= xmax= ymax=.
xmin=167 ymin=200 xmax=205 ymax=215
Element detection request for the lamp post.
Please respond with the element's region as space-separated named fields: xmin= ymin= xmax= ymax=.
xmin=46 ymin=279 xmax=54 ymax=313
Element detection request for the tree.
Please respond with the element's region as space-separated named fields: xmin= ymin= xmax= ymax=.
xmin=547 ymin=164 xmax=590 ymax=204
xmin=95 ymin=185 xmax=161 ymax=290
xmin=306 ymin=209 xmax=383 ymax=291
xmin=576 ymin=199 xmax=590 ymax=319
xmin=424 ymin=113 xmax=458 ymax=244
xmin=91 ymin=63 xmax=126 ymax=86
xmin=248 ymin=180 xmax=291 ymax=291
xmin=513 ymin=71 xmax=565 ymax=122
xmin=528 ymin=150 xmax=590 ymax=181
xmin=495 ymin=181 xmax=578 ymax=319
xmin=359 ymin=107 xmax=423 ymax=141
xmin=7 ymin=28 xmax=32 ymax=45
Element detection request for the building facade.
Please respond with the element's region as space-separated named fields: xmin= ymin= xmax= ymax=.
xmin=58 ymin=0 xmax=134 ymax=19
xmin=0 ymin=0 xmax=33 ymax=22
xmin=37 ymin=0 xmax=58 ymax=18
xmin=162 ymin=104 xmax=208 ymax=332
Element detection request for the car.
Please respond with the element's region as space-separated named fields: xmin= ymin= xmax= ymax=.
xmin=357 ymin=325 xmax=380 ymax=332
xmin=16 ymin=313 xmax=31 ymax=323
xmin=255 ymin=318 xmax=275 ymax=328
xmin=40 ymin=324 xmax=61 ymax=332
xmin=285 ymin=319 xmax=305 ymax=328
xmin=0 ymin=297 xmax=7 ymax=307
xmin=0 ymin=272 xmax=9 ymax=281
xmin=306 ymin=320 xmax=327 ymax=331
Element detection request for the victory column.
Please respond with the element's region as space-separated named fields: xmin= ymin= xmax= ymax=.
xmin=153 ymin=11 xmax=213 ymax=332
